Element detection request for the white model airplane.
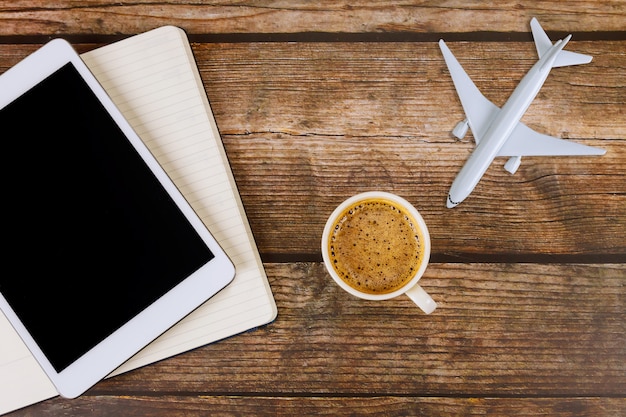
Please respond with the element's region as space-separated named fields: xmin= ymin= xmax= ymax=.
xmin=439 ymin=18 xmax=605 ymax=208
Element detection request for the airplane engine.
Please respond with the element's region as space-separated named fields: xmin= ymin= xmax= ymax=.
xmin=452 ymin=119 xmax=469 ymax=139
xmin=504 ymin=155 xmax=522 ymax=174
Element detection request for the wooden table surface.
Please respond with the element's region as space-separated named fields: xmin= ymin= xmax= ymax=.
xmin=3 ymin=2 xmax=624 ymax=416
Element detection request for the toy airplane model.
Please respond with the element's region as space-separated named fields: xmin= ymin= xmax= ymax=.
xmin=439 ymin=18 xmax=605 ymax=208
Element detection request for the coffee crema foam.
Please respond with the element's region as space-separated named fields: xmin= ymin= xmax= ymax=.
xmin=328 ymin=198 xmax=424 ymax=295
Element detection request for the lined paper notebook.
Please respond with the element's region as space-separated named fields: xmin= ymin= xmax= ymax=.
xmin=0 ymin=26 xmax=276 ymax=415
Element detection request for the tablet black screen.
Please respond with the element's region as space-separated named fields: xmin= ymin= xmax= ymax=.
xmin=0 ymin=63 xmax=215 ymax=372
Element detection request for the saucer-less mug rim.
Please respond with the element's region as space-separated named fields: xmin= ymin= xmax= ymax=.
xmin=321 ymin=191 xmax=431 ymax=301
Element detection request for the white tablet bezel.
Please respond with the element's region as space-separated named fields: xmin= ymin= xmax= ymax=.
xmin=0 ymin=39 xmax=235 ymax=399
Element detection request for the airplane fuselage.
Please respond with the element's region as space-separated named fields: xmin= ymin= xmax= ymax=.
xmin=447 ymin=38 xmax=569 ymax=208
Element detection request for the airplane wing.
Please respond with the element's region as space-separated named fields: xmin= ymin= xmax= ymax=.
xmin=438 ymin=39 xmax=500 ymax=144
xmin=497 ymin=121 xmax=606 ymax=156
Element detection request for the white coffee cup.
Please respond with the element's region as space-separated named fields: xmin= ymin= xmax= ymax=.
xmin=321 ymin=191 xmax=436 ymax=314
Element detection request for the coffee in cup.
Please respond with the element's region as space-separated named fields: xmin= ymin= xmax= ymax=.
xmin=322 ymin=191 xmax=436 ymax=314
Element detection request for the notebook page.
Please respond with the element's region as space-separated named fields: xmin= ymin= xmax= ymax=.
xmin=0 ymin=314 xmax=57 ymax=414
xmin=80 ymin=26 xmax=277 ymax=374
xmin=0 ymin=26 xmax=276 ymax=414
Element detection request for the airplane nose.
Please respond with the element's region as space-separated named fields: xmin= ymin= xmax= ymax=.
xmin=447 ymin=194 xmax=458 ymax=209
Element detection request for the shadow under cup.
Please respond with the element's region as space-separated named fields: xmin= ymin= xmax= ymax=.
xmin=321 ymin=192 xmax=436 ymax=314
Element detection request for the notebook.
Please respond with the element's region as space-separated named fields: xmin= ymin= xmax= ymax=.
xmin=0 ymin=26 xmax=277 ymax=415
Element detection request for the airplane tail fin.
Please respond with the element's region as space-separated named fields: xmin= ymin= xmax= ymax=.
xmin=530 ymin=17 xmax=592 ymax=67
xmin=531 ymin=18 xmax=554 ymax=58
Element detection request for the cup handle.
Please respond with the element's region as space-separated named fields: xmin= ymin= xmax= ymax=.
xmin=405 ymin=284 xmax=437 ymax=314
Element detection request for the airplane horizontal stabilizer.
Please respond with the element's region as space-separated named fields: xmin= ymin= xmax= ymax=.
xmin=553 ymin=50 xmax=593 ymax=67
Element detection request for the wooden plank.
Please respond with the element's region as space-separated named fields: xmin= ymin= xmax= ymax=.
xmin=8 ymin=395 xmax=626 ymax=417
xmin=198 ymin=42 xmax=624 ymax=139
xmin=0 ymin=1 xmax=624 ymax=37
xmin=71 ymin=263 xmax=626 ymax=397
xmin=193 ymin=41 xmax=625 ymax=259
xmin=8 ymin=263 xmax=623 ymax=415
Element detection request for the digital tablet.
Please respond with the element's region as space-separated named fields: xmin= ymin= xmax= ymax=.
xmin=0 ymin=39 xmax=235 ymax=398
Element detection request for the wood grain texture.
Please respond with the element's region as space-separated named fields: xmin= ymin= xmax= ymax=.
xmin=92 ymin=263 xmax=626 ymax=396
xmin=192 ymin=41 xmax=625 ymax=260
xmin=10 ymin=396 xmax=626 ymax=417
xmin=7 ymin=263 xmax=625 ymax=416
xmin=0 ymin=1 xmax=624 ymax=37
